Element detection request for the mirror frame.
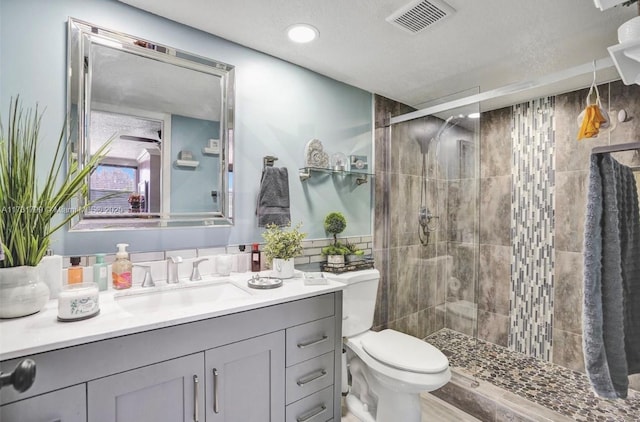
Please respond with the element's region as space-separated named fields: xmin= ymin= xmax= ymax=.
xmin=67 ymin=17 xmax=235 ymax=230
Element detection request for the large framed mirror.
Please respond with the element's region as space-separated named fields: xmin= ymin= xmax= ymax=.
xmin=67 ymin=18 xmax=234 ymax=230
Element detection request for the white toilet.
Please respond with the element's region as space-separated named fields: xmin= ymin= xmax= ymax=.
xmin=326 ymin=269 xmax=450 ymax=422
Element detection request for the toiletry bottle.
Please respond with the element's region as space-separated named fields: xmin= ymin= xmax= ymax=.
xmin=112 ymin=243 xmax=132 ymax=290
xmin=68 ymin=256 xmax=83 ymax=284
xmin=237 ymin=245 xmax=250 ymax=273
xmin=93 ymin=253 xmax=108 ymax=291
xmin=251 ymin=243 xmax=261 ymax=272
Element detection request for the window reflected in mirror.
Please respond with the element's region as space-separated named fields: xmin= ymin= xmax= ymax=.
xmin=67 ymin=18 xmax=234 ymax=230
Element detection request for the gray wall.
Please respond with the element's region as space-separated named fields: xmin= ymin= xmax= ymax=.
xmin=0 ymin=0 xmax=373 ymax=256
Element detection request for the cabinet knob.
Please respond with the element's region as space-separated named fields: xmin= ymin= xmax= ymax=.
xmin=0 ymin=359 xmax=36 ymax=392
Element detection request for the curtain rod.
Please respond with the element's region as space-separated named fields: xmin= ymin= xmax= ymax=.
xmin=591 ymin=141 xmax=640 ymax=155
xmin=389 ymin=57 xmax=615 ymax=126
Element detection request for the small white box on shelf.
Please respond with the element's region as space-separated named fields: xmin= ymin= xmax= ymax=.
xmin=203 ymin=138 xmax=220 ymax=155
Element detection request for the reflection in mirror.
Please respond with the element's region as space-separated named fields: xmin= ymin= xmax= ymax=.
xmin=67 ymin=18 xmax=234 ymax=230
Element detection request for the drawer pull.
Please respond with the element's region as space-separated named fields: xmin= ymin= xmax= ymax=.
xmin=193 ymin=375 xmax=199 ymax=422
xmin=297 ymin=335 xmax=328 ymax=349
xmin=296 ymin=369 xmax=327 ymax=386
xmin=213 ymin=368 xmax=220 ymax=414
xmin=296 ymin=404 xmax=327 ymax=422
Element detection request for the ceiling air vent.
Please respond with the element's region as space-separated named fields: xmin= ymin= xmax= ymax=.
xmin=386 ymin=0 xmax=455 ymax=34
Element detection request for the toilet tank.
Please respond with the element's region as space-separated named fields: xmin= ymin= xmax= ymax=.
xmin=324 ymin=269 xmax=380 ymax=337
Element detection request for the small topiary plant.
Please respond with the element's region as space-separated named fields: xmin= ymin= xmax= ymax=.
xmin=324 ymin=212 xmax=347 ymax=246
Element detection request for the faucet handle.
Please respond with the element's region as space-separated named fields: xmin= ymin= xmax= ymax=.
xmin=134 ymin=264 xmax=155 ymax=288
xmin=190 ymin=258 xmax=208 ymax=281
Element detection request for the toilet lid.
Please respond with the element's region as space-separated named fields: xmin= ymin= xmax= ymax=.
xmin=361 ymin=329 xmax=449 ymax=374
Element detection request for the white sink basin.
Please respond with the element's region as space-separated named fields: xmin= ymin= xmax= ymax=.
xmin=115 ymin=281 xmax=252 ymax=315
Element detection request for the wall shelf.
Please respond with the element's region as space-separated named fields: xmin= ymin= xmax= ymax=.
xmin=202 ymin=147 xmax=220 ymax=156
xmin=298 ymin=167 xmax=373 ymax=186
xmin=175 ymin=159 xmax=199 ymax=168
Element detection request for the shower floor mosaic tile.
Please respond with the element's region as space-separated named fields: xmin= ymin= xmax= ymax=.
xmin=426 ymin=329 xmax=640 ymax=422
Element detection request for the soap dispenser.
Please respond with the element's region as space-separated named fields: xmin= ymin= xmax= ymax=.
xmin=112 ymin=243 xmax=132 ymax=290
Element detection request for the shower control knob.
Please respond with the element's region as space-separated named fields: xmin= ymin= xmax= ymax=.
xmin=0 ymin=359 xmax=36 ymax=392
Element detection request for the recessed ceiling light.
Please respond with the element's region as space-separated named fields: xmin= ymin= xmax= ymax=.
xmin=467 ymin=112 xmax=480 ymax=119
xmin=287 ymin=24 xmax=319 ymax=43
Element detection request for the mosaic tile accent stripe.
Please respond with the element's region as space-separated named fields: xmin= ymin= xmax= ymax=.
xmin=510 ymin=97 xmax=555 ymax=360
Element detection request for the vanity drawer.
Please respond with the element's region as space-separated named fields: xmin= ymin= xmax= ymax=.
xmin=286 ymin=316 xmax=335 ymax=366
xmin=286 ymin=352 xmax=334 ymax=404
xmin=286 ymin=385 xmax=334 ymax=422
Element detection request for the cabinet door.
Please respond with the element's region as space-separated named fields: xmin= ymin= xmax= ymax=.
xmin=205 ymin=331 xmax=285 ymax=422
xmin=87 ymin=353 xmax=204 ymax=422
xmin=0 ymin=384 xmax=86 ymax=422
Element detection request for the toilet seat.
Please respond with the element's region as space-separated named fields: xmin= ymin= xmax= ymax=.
xmin=361 ymin=329 xmax=449 ymax=373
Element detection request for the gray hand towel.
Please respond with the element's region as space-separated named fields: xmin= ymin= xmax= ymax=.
xmin=583 ymin=153 xmax=640 ymax=399
xmin=257 ymin=167 xmax=291 ymax=227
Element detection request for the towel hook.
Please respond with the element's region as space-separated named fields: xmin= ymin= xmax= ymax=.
xmin=263 ymin=155 xmax=278 ymax=169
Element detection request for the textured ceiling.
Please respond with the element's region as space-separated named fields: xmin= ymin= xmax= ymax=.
xmin=117 ymin=0 xmax=637 ymax=111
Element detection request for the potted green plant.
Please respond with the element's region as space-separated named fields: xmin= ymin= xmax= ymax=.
xmin=344 ymin=240 xmax=366 ymax=263
xmin=261 ymin=222 xmax=307 ymax=278
xmin=322 ymin=212 xmax=348 ymax=266
xmin=0 ymin=98 xmax=110 ymax=318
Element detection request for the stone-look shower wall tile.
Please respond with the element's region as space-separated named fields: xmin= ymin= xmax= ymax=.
xmin=478 ymin=244 xmax=511 ymax=315
xmin=390 ymin=312 xmax=420 ymax=338
xmin=417 ymin=307 xmax=444 ymax=339
xmin=554 ymin=251 xmax=583 ymax=334
xmin=394 ymin=245 xmax=421 ymax=318
xmin=417 ymin=243 xmax=438 ymax=310
xmin=448 ymin=242 xmax=477 ymax=303
xmin=480 ymin=106 xmax=512 ymax=178
xmin=390 ymin=173 xmax=422 ymax=248
xmin=479 ymin=175 xmax=511 ymax=246
xmin=555 ymin=170 xmax=589 ymax=253
xmin=372 ymin=248 xmax=388 ymax=329
xmin=478 ymin=310 xmax=509 ymax=347
xmin=447 ymin=178 xmax=478 ymax=244
xmin=555 ymin=86 xmax=610 ymax=172
xmin=552 ymin=329 xmax=585 ymax=373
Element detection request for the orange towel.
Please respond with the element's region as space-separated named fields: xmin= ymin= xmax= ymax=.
xmin=578 ymin=105 xmax=607 ymax=140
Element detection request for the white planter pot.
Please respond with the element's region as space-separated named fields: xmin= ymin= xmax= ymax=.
xmin=618 ymin=16 xmax=640 ymax=43
xmin=0 ymin=265 xmax=51 ymax=318
xmin=327 ymin=255 xmax=345 ymax=267
xmin=271 ymin=258 xmax=295 ymax=279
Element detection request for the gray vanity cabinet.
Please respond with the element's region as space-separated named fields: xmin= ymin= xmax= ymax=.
xmin=87 ymin=353 xmax=205 ymax=422
xmin=205 ymin=331 xmax=285 ymax=421
xmin=0 ymin=292 xmax=342 ymax=422
xmin=0 ymin=384 xmax=86 ymax=422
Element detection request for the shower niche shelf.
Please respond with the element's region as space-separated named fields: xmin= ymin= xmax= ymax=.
xmin=298 ymin=167 xmax=373 ymax=186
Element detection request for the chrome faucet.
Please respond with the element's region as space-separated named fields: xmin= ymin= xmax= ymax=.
xmin=133 ymin=264 xmax=155 ymax=288
xmin=167 ymin=256 xmax=183 ymax=284
xmin=190 ymin=258 xmax=208 ymax=281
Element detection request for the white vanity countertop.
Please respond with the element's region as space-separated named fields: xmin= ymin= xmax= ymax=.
xmin=0 ymin=272 xmax=346 ymax=361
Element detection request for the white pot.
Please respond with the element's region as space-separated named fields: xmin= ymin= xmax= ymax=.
xmin=618 ymin=16 xmax=640 ymax=43
xmin=327 ymin=255 xmax=345 ymax=267
xmin=271 ymin=258 xmax=295 ymax=279
xmin=0 ymin=265 xmax=51 ymax=318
